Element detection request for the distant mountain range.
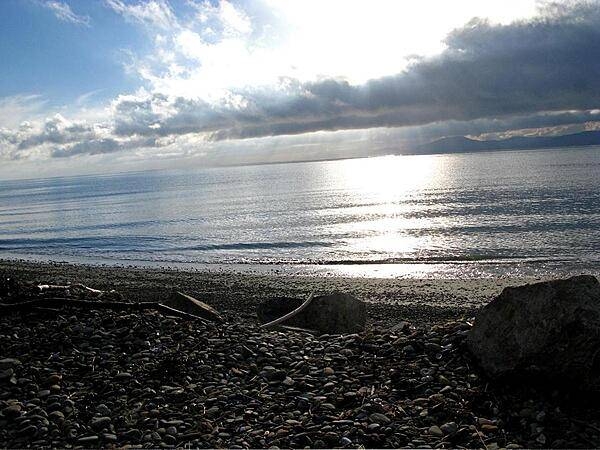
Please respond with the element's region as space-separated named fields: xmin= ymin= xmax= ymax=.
xmin=416 ymin=130 xmax=600 ymax=154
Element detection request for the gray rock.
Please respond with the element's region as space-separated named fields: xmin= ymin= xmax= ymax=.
xmin=96 ymin=404 xmax=111 ymax=416
xmin=102 ymin=433 xmax=118 ymax=442
xmin=123 ymin=428 xmax=143 ymax=441
xmin=77 ymin=435 xmax=99 ymax=444
xmin=48 ymin=411 xmax=65 ymax=423
xmin=91 ymin=416 xmax=111 ymax=430
xmin=164 ymin=434 xmax=177 ymax=445
xmin=0 ymin=358 xmax=21 ymax=370
xmin=428 ymin=425 xmax=444 ymax=437
xmin=257 ymin=292 xmax=367 ymax=334
xmin=0 ymin=368 xmax=13 ymax=380
xmin=2 ymin=405 xmax=22 ymax=419
xmin=165 ymin=291 xmax=224 ymax=323
xmin=468 ymin=275 xmax=600 ymax=389
xmin=369 ymin=413 xmax=391 ymax=425
xmin=440 ymin=422 xmax=458 ymax=435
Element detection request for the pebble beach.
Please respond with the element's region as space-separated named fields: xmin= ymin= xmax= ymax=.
xmin=2 ymin=260 xmax=600 ymax=448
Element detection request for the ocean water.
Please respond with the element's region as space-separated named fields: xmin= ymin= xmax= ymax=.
xmin=1 ymin=147 xmax=600 ymax=278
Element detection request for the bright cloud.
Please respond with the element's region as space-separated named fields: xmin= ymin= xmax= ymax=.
xmin=105 ymin=0 xmax=178 ymax=30
xmin=42 ymin=1 xmax=91 ymax=26
xmin=2 ymin=0 xmax=600 ymax=177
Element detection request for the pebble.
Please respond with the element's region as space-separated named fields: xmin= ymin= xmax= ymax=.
xmin=77 ymin=435 xmax=99 ymax=444
xmin=369 ymin=412 xmax=391 ymax=425
xmin=2 ymin=405 xmax=22 ymax=419
xmin=440 ymin=422 xmax=458 ymax=435
xmin=102 ymin=433 xmax=118 ymax=442
xmin=48 ymin=411 xmax=64 ymax=423
xmin=96 ymin=404 xmax=111 ymax=416
xmin=122 ymin=428 xmax=143 ymax=441
xmin=91 ymin=416 xmax=111 ymax=430
xmin=44 ymin=374 xmax=62 ymax=385
xmin=0 ymin=286 xmax=599 ymax=449
xmin=427 ymin=425 xmax=444 ymax=437
xmin=0 ymin=358 xmax=21 ymax=370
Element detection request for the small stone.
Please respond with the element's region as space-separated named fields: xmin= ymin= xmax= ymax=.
xmin=164 ymin=434 xmax=177 ymax=445
xmin=536 ymin=434 xmax=547 ymax=445
xmin=45 ymin=374 xmax=62 ymax=385
xmin=323 ymin=367 xmax=335 ymax=376
xmin=282 ymin=376 xmax=295 ymax=386
xmin=37 ymin=390 xmax=51 ymax=398
xmin=519 ymin=408 xmax=533 ymax=418
xmin=440 ymin=422 xmax=458 ymax=435
xmin=115 ymin=372 xmax=132 ymax=380
xmin=77 ymin=435 xmax=99 ymax=444
xmin=2 ymin=404 xmax=22 ymax=419
xmin=206 ymin=406 xmax=220 ymax=417
xmin=340 ymin=436 xmax=352 ymax=446
xmin=17 ymin=425 xmax=38 ymax=437
xmin=166 ymin=426 xmax=177 ymax=435
xmin=91 ymin=416 xmax=112 ymax=431
xmin=369 ymin=413 xmax=391 ymax=425
xmin=48 ymin=411 xmax=65 ymax=423
xmin=478 ymin=417 xmax=495 ymax=425
xmin=428 ymin=425 xmax=444 ymax=437
xmin=123 ymin=428 xmax=143 ymax=441
xmin=96 ymin=404 xmax=111 ymax=416
xmin=438 ymin=375 xmax=451 ymax=385
xmin=481 ymin=424 xmax=498 ymax=433
xmin=102 ymin=433 xmax=118 ymax=442
xmin=0 ymin=368 xmax=13 ymax=380
xmin=0 ymin=358 xmax=21 ymax=370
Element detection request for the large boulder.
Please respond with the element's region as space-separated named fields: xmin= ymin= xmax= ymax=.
xmin=467 ymin=275 xmax=600 ymax=389
xmin=257 ymin=292 xmax=366 ymax=334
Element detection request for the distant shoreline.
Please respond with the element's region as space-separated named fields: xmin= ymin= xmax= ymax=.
xmin=2 ymin=144 xmax=599 ymax=183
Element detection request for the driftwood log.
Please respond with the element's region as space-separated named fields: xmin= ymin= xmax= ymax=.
xmin=260 ymin=292 xmax=314 ymax=329
xmin=0 ymin=297 xmax=213 ymax=323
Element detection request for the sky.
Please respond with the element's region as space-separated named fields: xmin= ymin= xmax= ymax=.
xmin=1 ymin=0 xmax=600 ymax=178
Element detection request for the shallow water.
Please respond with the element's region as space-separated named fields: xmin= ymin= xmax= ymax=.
xmin=1 ymin=147 xmax=600 ymax=278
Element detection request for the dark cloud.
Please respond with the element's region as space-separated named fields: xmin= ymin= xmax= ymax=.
xmin=50 ymin=136 xmax=158 ymax=158
xmin=17 ymin=114 xmax=96 ymax=150
xmin=107 ymin=1 xmax=600 ymax=141
xmin=5 ymin=0 xmax=600 ymax=162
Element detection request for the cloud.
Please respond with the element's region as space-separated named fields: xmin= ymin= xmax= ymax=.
xmin=188 ymin=0 xmax=252 ymax=37
xmin=41 ymin=1 xmax=91 ymax=26
xmin=5 ymin=0 xmax=600 ymax=166
xmin=16 ymin=114 xmax=99 ymax=150
xmin=0 ymin=95 xmax=47 ymax=128
xmin=100 ymin=1 xmax=600 ymax=141
xmin=105 ymin=0 xmax=178 ymax=30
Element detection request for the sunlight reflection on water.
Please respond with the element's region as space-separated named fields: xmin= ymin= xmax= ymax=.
xmin=1 ymin=148 xmax=600 ymax=278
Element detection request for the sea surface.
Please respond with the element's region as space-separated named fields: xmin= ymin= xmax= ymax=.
xmin=1 ymin=147 xmax=600 ymax=278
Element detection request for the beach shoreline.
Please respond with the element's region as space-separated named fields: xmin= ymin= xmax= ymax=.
xmin=3 ymin=259 xmax=600 ymax=448
xmin=0 ymin=258 xmax=564 ymax=325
